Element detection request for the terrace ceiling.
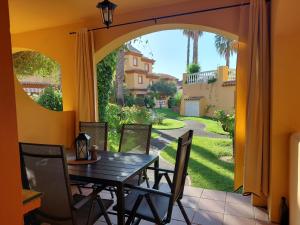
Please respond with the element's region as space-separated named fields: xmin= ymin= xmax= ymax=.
xmin=9 ymin=0 xmax=251 ymax=34
xmin=8 ymin=0 xmax=189 ymax=33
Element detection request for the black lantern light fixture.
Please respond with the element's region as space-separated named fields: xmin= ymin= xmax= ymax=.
xmin=75 ymin=133 xmax=91 ymax=160
xmin=96 ymin=0 xmax=117 ymax=28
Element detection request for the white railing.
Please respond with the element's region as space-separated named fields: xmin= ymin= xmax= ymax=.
xmin=228 ymin=69 xmax=236 ymax=81
xmin=186 ymin=70 xmax=217 ymax=84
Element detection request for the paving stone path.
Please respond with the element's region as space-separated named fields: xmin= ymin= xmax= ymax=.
xmin=150 ymin=120 xmax=228 ymax=152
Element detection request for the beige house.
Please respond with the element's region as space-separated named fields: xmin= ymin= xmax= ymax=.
xmin=124 ymin=45 xmax=178 ymax=99
xmin=180 ymin=66 xmax=235 ymax=117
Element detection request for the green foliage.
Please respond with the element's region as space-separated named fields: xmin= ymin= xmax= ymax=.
xmin=208 ymin=77 xmax=217 ymax=84
xmin=134 ymin=97 xmax=145 ymax=107
xmin=13 ymin=51 xmax=60 ymax=79
xmin=149 ymin=80 xmax=177 ymax=98
xmin=214 ymin=35 xmax=238 ymax=67
xmin=214 ymin=110 xmax=235 ymax=138
xmin=168 ymin=97 xmax=176 ymax=108
xmin=152 ymin=118 xmax=185 ymax=130
xmin=188 ymin=63 xmax=200 ymax=74
xmin=124 ymin=94 xmax=135 ymax=107
xmin=144 ymin=96 xmax=155 ymax=108
xmin=151 ymin=112 xmax=166 ymax=125
xmin=97 ymin=51 xmax=117 ymax=122
xmin=174 ymin=91 xmax=182 ymax=107
xmin=37 ymin=86 xmax=63 ymax=111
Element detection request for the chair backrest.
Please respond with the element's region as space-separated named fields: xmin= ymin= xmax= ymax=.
xmin=171 ymin=130 xmax=193 ymax=202
xmin=80 ymin=122 xmax=108 ymax=151
xmin=118 ymin=124 xmax=152 ymax=154
xmin=19 ymin=143 xmax=74 ymax=224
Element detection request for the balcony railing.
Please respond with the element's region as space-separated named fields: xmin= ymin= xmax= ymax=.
xmin=228 ymin=69 xmax=236 ymax=81
xmin=186 ymin=70 xmax=217 ymax=84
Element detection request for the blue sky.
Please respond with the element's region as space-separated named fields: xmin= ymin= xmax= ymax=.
xmin=131 ymin=30 xmax=237 ymax=80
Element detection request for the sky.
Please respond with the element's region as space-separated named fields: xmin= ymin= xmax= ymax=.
xmin=131 ymin=30 xmax=237 ymax=80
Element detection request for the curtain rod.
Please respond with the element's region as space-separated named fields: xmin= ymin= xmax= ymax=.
xmin=69 ymin=2 xmax=251 ymax=35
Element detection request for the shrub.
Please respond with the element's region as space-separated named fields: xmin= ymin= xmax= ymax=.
xmin=151 ymin=112 xmax=166 ymax=125
xmin=124 ymin=94 xmax=135 ymax=107
xmin=144 ymin=96 xmax=155 ymax=108
xmin=214 ymin=110 xmax=235 ymax=138
xmin=168 ymin=97 xmax=176 ymax=108
xmin=37 ymin=86 xmax=63 ymax=111
xmin=188 ymin=63 xmax=201 ymax=74
xmin=174 ymin=91 xmax=182 ymax=107
xmin=134 ymin=97 xmax=145 ymax=107
xmin=208 ymin=77 xmax=217 ymax=84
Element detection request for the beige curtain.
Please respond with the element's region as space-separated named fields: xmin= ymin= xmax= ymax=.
xmin=243 ymin=0 xmax=270 ymax=197
xmin=75 ymin=28 xmax=98 ymax=133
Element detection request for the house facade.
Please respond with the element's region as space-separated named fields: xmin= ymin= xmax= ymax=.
xmin=180 ymin=66 xmax=236 ymax=117
xmin=124 ymin=45 xmax=178 ymax=99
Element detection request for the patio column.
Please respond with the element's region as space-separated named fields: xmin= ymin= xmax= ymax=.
xmin=0 ymin=0 xmax=23 ymax=224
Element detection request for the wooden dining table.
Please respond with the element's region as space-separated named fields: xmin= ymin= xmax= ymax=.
xmin=67 ymin=151 xmax=159 ymax=225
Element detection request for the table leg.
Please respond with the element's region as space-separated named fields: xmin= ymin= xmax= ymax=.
xmin=154 ymin=158 xmax=159 ymax=189
xmin=116 ymin=183 xmax=125 ymax=225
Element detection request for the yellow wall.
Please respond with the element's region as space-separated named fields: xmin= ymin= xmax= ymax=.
xmin=181 ymin=66 xmax=235 ymax=116
xmin=269 ymin=0 xmax=300 ymax=221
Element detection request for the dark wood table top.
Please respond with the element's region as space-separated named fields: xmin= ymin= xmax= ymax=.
xmin=67 ymin=151 xmax=158 ymax=185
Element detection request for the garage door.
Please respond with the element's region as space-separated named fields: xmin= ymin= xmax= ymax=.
xmin=185 ymin=100 xmax=200 ymax=117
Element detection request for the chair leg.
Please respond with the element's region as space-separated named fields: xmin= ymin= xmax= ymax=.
xmin=96 ymin=197 xmax=112 ymax=225
xmin=143 ymin=170 xmax=150 ymax=188
xmin=177 ymin=199 xmax=191 ymax=225
xmin=125 ymin=195 xmax=144 ymax=225
xmin=77 ymin=185 xmax=83 ymax=194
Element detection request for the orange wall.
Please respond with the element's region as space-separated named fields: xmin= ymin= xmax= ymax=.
xmin=0 ymin=0 xmax=23 ymax=224
xmin=15 ymin=79 xmax=75 ymax=147
xmin=269 ymin=0 xmax=300 ymax=221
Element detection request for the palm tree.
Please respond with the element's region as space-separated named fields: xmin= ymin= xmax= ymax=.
xmin=192 ymin=31 xmax=203 ymax=64
xmin=214 ymin=35 xmax=238 ymax=67
xmin=115 ymin=48 xmax=125 ymax=106
xmin=182 ymin=30 xmax=193 ymax=68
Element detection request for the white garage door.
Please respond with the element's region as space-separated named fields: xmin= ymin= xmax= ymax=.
xmin=185 ymin=100 xmax=200 ymax=117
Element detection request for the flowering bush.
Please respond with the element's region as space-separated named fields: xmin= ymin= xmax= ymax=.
xmin=214 ymin=110 xmax=235 ymax=139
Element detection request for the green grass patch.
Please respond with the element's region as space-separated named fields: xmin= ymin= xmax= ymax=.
xmin=154 ymin=108 xmax=182 ymax=120
xmin=151 ymin=131 xmax=160 ymax=139
xmin=153 ymin=118 xmax=185 ymax=130
xmin=160 ymin=136 xmax=234 ymax=191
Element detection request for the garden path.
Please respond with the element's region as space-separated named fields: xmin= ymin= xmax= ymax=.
xmin=151 ymin=120 xmax=228 ymax=151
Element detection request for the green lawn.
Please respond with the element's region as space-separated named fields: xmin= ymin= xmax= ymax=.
xmin=151 ymin=131 xmax=160 ymax=139
xmin=154 ymin=108 xmax=228 ymax=135
xmin=160 ymin=136 xmax=234 ymax=191
xmin=153 ymin=118 xmax=185 ymax=130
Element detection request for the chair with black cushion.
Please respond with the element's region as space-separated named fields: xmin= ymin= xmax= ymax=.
xmin=119 ymin=124 xmax=152 ymax=187
xmin=80 ymin=122 xmax=108 ymax=151
xmin=20 ymin=143 xmax=113 ymax=225
xmin=121 ymin=130 xmax=194 ymax=225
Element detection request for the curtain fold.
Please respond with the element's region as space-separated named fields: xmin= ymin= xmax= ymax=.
xmin=75 ymin=28 xmax=98 ymax=133
xmin=243 ymin=0 xmax=271 ymax=197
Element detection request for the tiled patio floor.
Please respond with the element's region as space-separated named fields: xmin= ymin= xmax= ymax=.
xmin=93 ymin=183 xmax=276 ymax=225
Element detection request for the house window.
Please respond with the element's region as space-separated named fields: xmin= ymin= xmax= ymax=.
xmin=145 ymin=63 xmax=149 ymax=71
xmin=133 ymin=57 xmax=138 ymax=66
xmin=138 ymin=75 xmax=143 ymax=84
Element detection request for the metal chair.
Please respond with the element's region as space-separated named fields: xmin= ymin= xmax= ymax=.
xmin=122 ymin=130 xmax=194 ymax=225
xmin=80 ymin=122 xmax=108 ymax=151
xmin=119 ymin=124 xmax=152 ymax=187
xmin=20 ymin=143 xmax=113 ymax=225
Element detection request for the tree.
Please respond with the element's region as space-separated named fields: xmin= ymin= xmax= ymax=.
xmin=97 ymin=51 xmax=117 ymax=122
xmin=214 ymin=35 xmax=238 ymax=67
xmin=183 ymin=30 xmax=193 ymax=68
xmin=115 ymin=48 xmax=125 ymax=106
xmin=12 ymin=51 xmax=60 ymax=81
xmin=149 ymin=80 xmax=177 ymax=99
xmin=192 ymin=31 xmax=203 ymax=64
